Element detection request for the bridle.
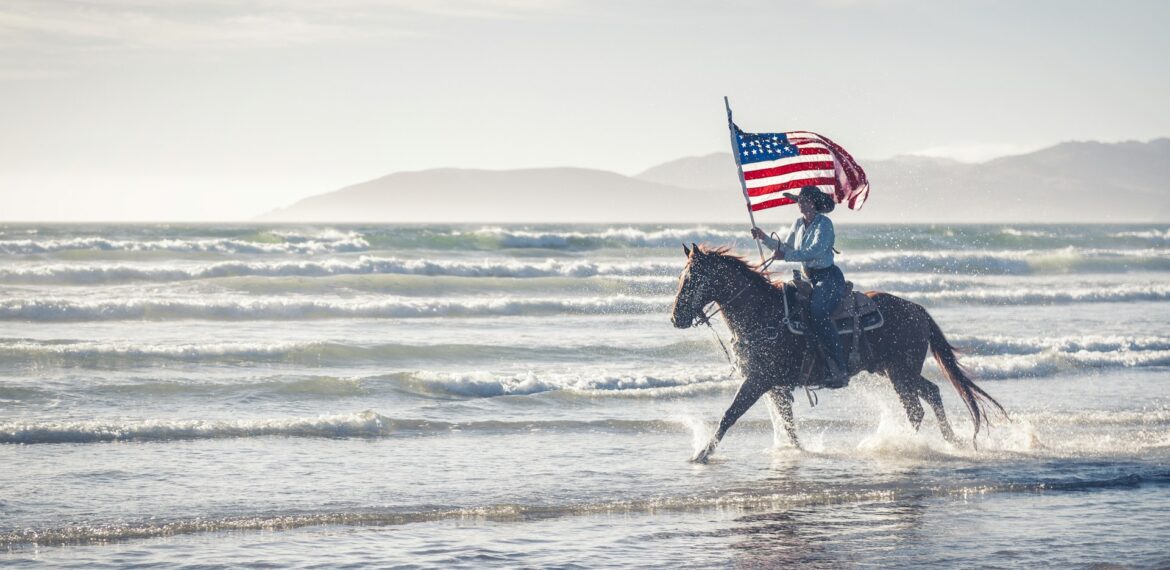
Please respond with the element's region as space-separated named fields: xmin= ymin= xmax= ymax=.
xmin=689 ymin=256 xmax=777 ymax=327
xmin=682 ymin=256 xmax=778 ymax=375
xmin=706 ymin=260 xmax=773 ymax=319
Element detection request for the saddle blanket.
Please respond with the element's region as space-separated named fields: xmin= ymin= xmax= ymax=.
xmin=782 ymin=283 xmax=884 ymax=336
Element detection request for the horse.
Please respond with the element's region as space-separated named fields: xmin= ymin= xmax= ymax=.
xmin=671 ymin=243 xmax=1005 ymax=463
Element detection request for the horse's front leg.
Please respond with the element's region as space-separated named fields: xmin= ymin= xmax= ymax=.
xmin=692 ymin=377 xmax=771 ymax=463
xmin=765 ymin=386 xmax=801 ymax=450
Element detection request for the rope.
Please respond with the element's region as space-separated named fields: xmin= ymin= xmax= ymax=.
xmin=704 ymin=319 xmax=738 ymax=378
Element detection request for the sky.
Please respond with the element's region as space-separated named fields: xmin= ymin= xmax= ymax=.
xmin=1 ymin=0 xmax=1167 ymax=221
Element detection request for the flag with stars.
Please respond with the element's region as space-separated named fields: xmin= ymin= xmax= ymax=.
xmin=733 ymin=126 xmax=870 ymax=211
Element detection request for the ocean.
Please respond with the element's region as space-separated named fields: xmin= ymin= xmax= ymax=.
xmin=1 ymin=223 xmax=1168 ymax=568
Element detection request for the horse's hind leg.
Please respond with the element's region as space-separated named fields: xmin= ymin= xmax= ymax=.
xmin=917 ymin=375 xmax=960 ymax=446
xmin=765 ymin=387 xmax=801 ymax=450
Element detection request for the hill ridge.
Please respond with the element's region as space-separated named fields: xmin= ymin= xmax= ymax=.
xmin=258 ymin=139 xmax=1170 ymax=223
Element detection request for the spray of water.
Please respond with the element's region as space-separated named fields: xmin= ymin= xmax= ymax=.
xmin=676 ymin=414 xmax=714 ymax=458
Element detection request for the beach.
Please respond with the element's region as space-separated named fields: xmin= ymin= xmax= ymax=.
xmin=2 ymin=223 xmax=1168 ymax=568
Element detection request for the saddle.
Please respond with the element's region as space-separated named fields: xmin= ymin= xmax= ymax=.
xmin=780 ymin=272 xmax=884 ymax=387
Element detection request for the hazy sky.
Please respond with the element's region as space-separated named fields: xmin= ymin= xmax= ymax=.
xmin=1 ymin=0 xmax=1167 ymax=221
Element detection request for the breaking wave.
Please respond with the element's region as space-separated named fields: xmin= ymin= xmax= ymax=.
xmin=0 ymin=367 xmax=738 ymax=405
xmin=0 ymin=230 xmax=368 ymax=256
xmin=962 ymin=349 xmax=1170 ymax=380
xmin=954 ymin=334 xmax=1170 ymax=355
xmin=901 ymin=283 xmax=1170 ymax=305
xmin=379 ymin=369 xmax=733 ymax=398
xmin=4 ymin=279 xmax=1162 ymax=322
xmin=446 ymin=226 xmax=744 ymax=250
xmin=0 ymin=257 xmax=681 ymax=284
xmin=5 ymin=248 xmax=1168 ymax=287
xmin=379 ymin=224 xmax=1170 ymax=251
xmin=927 ymin=334 xmax=1170 ymax=379
xmin=0 ymin=338 xmax=718 ymax=368
xmin=25 ymin=403 xmax=1165 ymax=446
xmin=0 ymin=410 xmax=708 ymax=445
xmin=841 ymin=248 xmax=1170 ymax=275
xmin=0 ymin=295 xmax=670 ymax=321
xmin=5 ymin=332 xmax=1168 ymax=403
xmin=6 ymin=332 xmax=1170 ymax=382
xmin=1112 ymin=228 xmax=1170 ymax=242
xmin=0 ymin=410 xmax=432 ymax=444
xmin=999 ymin=228 xmax=1059 ymax=238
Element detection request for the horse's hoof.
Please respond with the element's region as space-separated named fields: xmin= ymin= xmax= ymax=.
xmin=690 ymin=447 xmax=712 ymax=463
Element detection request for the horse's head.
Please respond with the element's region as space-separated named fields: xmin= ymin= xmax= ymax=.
xmin=671 ymin=243 xmax=718 ymax=329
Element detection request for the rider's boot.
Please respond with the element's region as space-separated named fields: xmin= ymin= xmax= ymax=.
xmin=823 ymin=357 xmax=849 ymax=389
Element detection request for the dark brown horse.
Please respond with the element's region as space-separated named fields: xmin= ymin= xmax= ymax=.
xmin=672 ymin=244 xmax=1004 ymax=463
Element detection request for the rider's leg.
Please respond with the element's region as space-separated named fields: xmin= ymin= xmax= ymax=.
xmin=809 ymin=266 xmax=848 ymax=382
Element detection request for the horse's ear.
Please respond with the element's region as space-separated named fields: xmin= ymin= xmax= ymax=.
xmin=682 ymin=243 xmax=691 ymax=257
xmin=691 ymin=242 xmax=700 ymax=256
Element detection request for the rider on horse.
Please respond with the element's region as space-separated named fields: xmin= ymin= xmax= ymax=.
xmin=750 ymin=185 xmax=849 ymax=388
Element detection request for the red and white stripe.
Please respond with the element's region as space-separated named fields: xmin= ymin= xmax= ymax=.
xmin=739 ymin=131 xmax=870 ymax=212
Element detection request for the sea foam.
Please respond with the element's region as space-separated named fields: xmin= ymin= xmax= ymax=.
xmin=0 ymin=410 xmax=707 ymax=445
xmin=0 ymin=295 xmax=671 ymax=321
xmin=0 ymin=231 xmax=369 ymax=255
xmin=0 ymin=257 xmax=680 ymax=284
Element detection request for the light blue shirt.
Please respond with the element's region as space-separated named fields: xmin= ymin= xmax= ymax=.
xmin=759 ymin=214 xmax=836 ymax=271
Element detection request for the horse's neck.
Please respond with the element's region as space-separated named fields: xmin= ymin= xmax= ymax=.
xmin=713 ymin=270 xmax=771 ymax=336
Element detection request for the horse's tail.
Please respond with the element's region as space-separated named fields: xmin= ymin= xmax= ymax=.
xmin=926 ymin=315 xmax=1006 ymax=434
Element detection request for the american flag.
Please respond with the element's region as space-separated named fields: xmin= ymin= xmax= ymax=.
xmin=733 ymin=125 xmax=870 ymax=211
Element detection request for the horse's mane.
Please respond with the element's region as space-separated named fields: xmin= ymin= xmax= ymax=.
xmin=697 ymin=245 xmax=781 ymax=291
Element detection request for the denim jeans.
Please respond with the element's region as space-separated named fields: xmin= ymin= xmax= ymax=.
xmin=806 ymin=265 xmax=847 ymax=371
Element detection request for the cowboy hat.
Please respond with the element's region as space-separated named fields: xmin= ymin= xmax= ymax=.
xmin=782 ymin=185 xmax=836 ymax=213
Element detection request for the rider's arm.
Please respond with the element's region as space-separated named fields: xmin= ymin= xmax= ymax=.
xmin=783 ymin=217 xmax=834 ymax=263
xmin=782 ymin=219 xmax=799 ymax=252
xmin=758 ymin=232 xmax=779 ymax=250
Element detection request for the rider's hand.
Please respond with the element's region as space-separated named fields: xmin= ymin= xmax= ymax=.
xmin=772 ymin=249 xmax=786 ymax=261
xmin=750 ymin=227 xmax=766 ymax=240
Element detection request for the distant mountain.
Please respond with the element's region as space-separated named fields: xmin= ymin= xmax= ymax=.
xmin=259 ymin=139 xmax=1170 ymax=223
xmin=860 ymin=139 xmax=1170 ymax=222
xmin=258 ymin=167 xmax=747 ymax=223
xmin=634 ymin=152 xmax=738 ymax=192
xmin=630 ymin=139 xmax=1170 ymax=223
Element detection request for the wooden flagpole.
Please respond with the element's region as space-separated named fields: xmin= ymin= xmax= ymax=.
xmin=724 ymin=96 xmax=768 ymax=264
